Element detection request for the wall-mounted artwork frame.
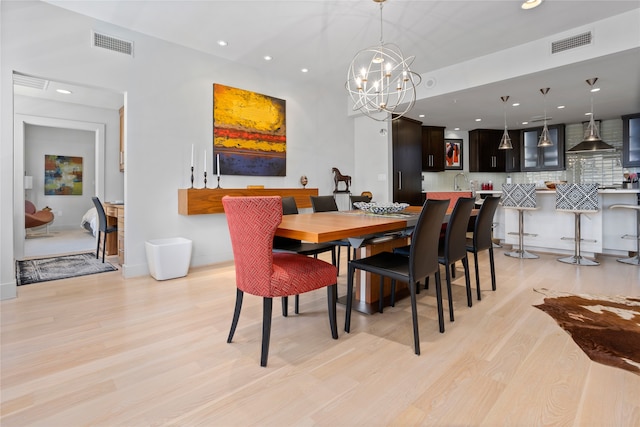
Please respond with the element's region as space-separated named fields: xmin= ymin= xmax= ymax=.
xmin=213 ymin=84 xmax=286 ymax=176
xmin=444 ymin=139 xmax=463 ymax=170
xmin=44 ymin=155 xmax=83 ymax=195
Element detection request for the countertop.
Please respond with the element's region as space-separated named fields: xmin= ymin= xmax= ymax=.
xmin=476 ymin=189 xmax=640 ymax=194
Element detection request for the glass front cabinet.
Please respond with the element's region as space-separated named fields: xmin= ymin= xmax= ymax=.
xmin=521 ymin=124 xmax=565 ymax=171
xmin=622 ymin=113 xmax=640 ymax=168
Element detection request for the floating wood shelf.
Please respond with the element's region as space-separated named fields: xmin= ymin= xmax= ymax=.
xmin=178 ymin=188 xmax=319 ymax=215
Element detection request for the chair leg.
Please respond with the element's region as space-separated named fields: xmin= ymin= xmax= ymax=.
xmin=345 ymin=264 xmax=356 ymax=333
xmin=331 ymin=247 xmax=337 ymax=269
xmin=260 ymin=297 xmax=273 ymax=367
xmin=462 ymin=256 xmax=472 ymax=307
xmin=451 ymin=262 xmax=456 ymax=278
xmin=378 ymin=275 xmax=384 ymax=313
xmin=227 ymin=289 xmax=244 ymax=343
xmin=410 ymin=281 xmax=420 ymax=355
xmin=336 ymin=246 xmax=341 ymax=276
xmin=95 ymin=232 xmax=101 ymax=259
xmin=391 ymin=280 xmax=396 ymax=307
xmin=434 ymin=271 xmax=445 ymax=333
xmin=282 ymin=297 xmax=288 ymax=317
xmin=473 ymin=251 xmax=481 ymax=301
xmin=489 ymin=247 xmax=496 ymax=291
xmin=327 ymin=284 xmax=338 ymax=339
xmin=101 ymin=233 xmax=107 ymax=263
xmin=444 ymin=264 xmax=454 ymax=322
xmin=295 ymin=295 xmax=300 ymax=314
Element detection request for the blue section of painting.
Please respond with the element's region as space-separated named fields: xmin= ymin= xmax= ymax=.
xmin=222 ymin=153 xmax=285 ymax=176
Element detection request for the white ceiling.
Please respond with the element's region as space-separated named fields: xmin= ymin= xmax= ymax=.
xmin=23 ymin=0 xmax=640 ymax=130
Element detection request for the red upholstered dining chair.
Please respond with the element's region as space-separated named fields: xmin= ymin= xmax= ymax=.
xmin=222 ymin=196 xmax=338 ymax=367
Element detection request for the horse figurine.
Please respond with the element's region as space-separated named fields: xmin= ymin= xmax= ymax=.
xmin=332 ymin=167 xmax=351 ymax=193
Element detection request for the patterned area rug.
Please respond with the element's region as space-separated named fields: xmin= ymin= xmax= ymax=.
xmin=16 ymin=253 xmax=117 ymax=286
xmin=533 ymin=288 xmax=640 ymax=376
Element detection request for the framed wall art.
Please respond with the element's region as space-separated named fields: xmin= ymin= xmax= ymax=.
xmin=444 ymin=139 xmax=463 ymax=170
xmin=213 ymin=84 xmax=286 ymax=176
xmin=44 ymin=154 xmax=83 ymax=195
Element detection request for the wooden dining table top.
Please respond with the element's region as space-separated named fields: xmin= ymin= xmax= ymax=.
xmin=274 ymin=206 xmax=466 ymax=244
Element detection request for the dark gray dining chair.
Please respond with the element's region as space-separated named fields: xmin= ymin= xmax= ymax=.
xmin=344 ymin=199 xmax=449 ymax=354
xmin=310 ymin=195 xmax=354 ymax=275
xmin=92 ymin=197 xmax=117 ymax=263
xmin=466 ymin=195 xmax=501 ymax=300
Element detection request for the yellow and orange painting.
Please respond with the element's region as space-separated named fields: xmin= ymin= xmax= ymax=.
xmin=213 ymin=84 xmax=286 ymax=176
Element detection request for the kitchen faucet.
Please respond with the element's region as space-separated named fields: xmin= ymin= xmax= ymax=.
xmin=454 ymin=173 xmax=468 ymax=191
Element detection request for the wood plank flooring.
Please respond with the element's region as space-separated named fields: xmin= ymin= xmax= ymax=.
xmin=2 ymin=248 xmax=639 ymax=426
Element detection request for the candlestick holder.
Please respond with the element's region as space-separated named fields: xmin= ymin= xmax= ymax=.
xmin=203 ymin=171 xmax=207 ymax=189
xmin=190 ymin=166 xmax=194 ymax=188
xmin=216 ymin=175 xmax=221 ymax=189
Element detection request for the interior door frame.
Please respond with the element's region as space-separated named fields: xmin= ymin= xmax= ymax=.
xmin=13 ymin=114 xmax=105 ymax=260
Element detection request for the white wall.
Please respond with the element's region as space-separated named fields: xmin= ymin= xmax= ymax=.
xmin=1 ymin=1 xmax=355 ymax=299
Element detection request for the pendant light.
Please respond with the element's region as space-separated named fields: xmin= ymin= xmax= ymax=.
xmin=537 ymin=88 xmax=553 ymax=147
xmin=498 ymin=95 xmax=513 ymax=150
xmin=568 ymin=77 xmax=615 ymax=152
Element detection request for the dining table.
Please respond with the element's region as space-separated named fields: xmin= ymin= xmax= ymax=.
xmin=275 ymin=205 xmax=475 ymax=313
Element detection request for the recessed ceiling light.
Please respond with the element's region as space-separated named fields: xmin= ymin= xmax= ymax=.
xmin=418 ymin=114 xmax=425 ymax=118
xmin=590 ymin=87 xmax=601 ymax=93
xmin=557 ymin=105 xmax=565 ymax=109
xmin=454 ymin=127 xmax=460 ymax=131
xmin=512 ymin=103 xmax=520 ymax=107
xmin=264 ymin=55 xmax=272 ymax=61
xmin=475 ymin=118 xmax=482 ymax=122
xmin=585 ymin=112 xmax=593 ymax=116
xmin=522 ymin=121 xmax=529 ymax=125
xmin=301 ymin=68 xmax=309 ymax=73
xmin=56 ymin=89 xmax=72 ymax=94
xmin=521 ymin=0 xmax=543 ymax=10
xmin=217 ymin=40 xmax=228 ymax=47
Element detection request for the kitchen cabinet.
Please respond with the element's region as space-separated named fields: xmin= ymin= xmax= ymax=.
xmin=392 ymin=117 xmax=423 ymax=206
xmin=422 ymin=125 xmax=445 ymax=171
xmin=520 ymin=124 xmax=565 ymax=171
xmin=505 ymin=129 xmax=521 ymax=172
xmin=469 ymin=129 xmax=505 ymax=172
xmin=622 ymin=113 xmax=640 ymax=167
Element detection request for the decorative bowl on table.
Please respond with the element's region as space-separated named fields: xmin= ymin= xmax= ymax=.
xmin=544 ymin=181 xmax=567 ymax=190
xmin=353 ymin=202 xmax=409 ymax=215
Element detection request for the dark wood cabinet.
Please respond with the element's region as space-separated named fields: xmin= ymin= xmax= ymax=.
xmin=505 ymin=129 xmax=521 ymax=172
xmin=422 ymin=125 xmax=445 ymax=171
xmin=392 ymin=117 xmax=423 ymax=206
xmin=622 ymin=113 xmax=640 ymax=167
xmin=469 ymin=129 xmax=505 ymax=172
xmin=520 ymin=124 xmax=565 ymax=171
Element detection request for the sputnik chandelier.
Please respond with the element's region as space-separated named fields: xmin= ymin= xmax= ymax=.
xmin=345 ymin=0 xmax=421 ymax=121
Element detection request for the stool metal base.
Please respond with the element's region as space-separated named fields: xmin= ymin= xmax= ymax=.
xmin=505 ymin=249 xmax=539 ymax=259
xmin=616 ymin=255 xmax=640 ymax=265
xmin=557 ymin=255 xmax=599 ymax=266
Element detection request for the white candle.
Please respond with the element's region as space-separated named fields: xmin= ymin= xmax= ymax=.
xmin=203 ymin=150 xmax=206 ymax=173
xmin=190 ymin=144 xmax=194 ymax=167
xmin=216 ymin=154 xmax=220 ymax=177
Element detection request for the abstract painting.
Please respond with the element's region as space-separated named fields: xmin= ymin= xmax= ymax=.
xmin=44 ymin=155 xmax=83 ymax=195
xmin=213 ymin=84 xmax=286 ymax=176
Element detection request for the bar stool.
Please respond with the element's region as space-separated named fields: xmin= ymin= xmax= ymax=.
xmin=555 ymin=183 xmax=599 ymax=266
xmin=609 ymin=203 xmax=640 ymax=265
xmin=502 ymin=183 xmax=538 ymax=259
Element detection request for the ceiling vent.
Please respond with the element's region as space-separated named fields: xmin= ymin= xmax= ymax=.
xmin=530 ymin=115 xmax=552 ymax=123
xmin=552 ymin=31 xmax=592 ymax=54
xmin=13 ymin=73 xmax=49 ymax=90
xmin=92 ymin=31 xmax=134 ymax=56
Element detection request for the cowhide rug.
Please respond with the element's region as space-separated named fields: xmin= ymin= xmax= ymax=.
xmin=533 ymin=288 xmax=640 ymax=376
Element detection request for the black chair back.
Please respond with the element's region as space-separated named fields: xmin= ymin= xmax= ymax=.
xmin=442 ymin=197 xmax=475 ymax=263
xmin=92 ymin=197 xmax=108 ymax=232
xmin=472 ymin=196 xmax=501 ymax=252
xmin=410 ymin=199 xmax=449 ymax=283
xmin=350 ymin=195 xmax=372 ymax=209
xmin=281 ymin=196 xmax=299 ymax=215
xmin=310 ymin=195 xmax=338 ymax=212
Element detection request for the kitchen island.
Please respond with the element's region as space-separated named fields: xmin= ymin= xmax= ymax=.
xmin=478 ymin=189 xmax=640 ymax=257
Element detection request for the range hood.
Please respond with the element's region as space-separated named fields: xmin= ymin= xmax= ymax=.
xmin=568 ymin=77 xmax=616 ymax=153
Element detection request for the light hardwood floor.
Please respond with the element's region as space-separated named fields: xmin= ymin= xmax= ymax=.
xmin=2 ymin=248 xmax=639 ymax=426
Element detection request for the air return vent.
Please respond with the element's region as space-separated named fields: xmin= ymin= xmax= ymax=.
xmin=93 ymin=31 xmax=133 ymax=56
xmin=13 ymin=73 xmax=49 ymax=90
xmin=552 ymin=31 xmax=592 ymax=54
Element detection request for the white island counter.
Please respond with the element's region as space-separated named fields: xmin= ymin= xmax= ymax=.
xmin=477 ymin=189 xmax=640 ymax=257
